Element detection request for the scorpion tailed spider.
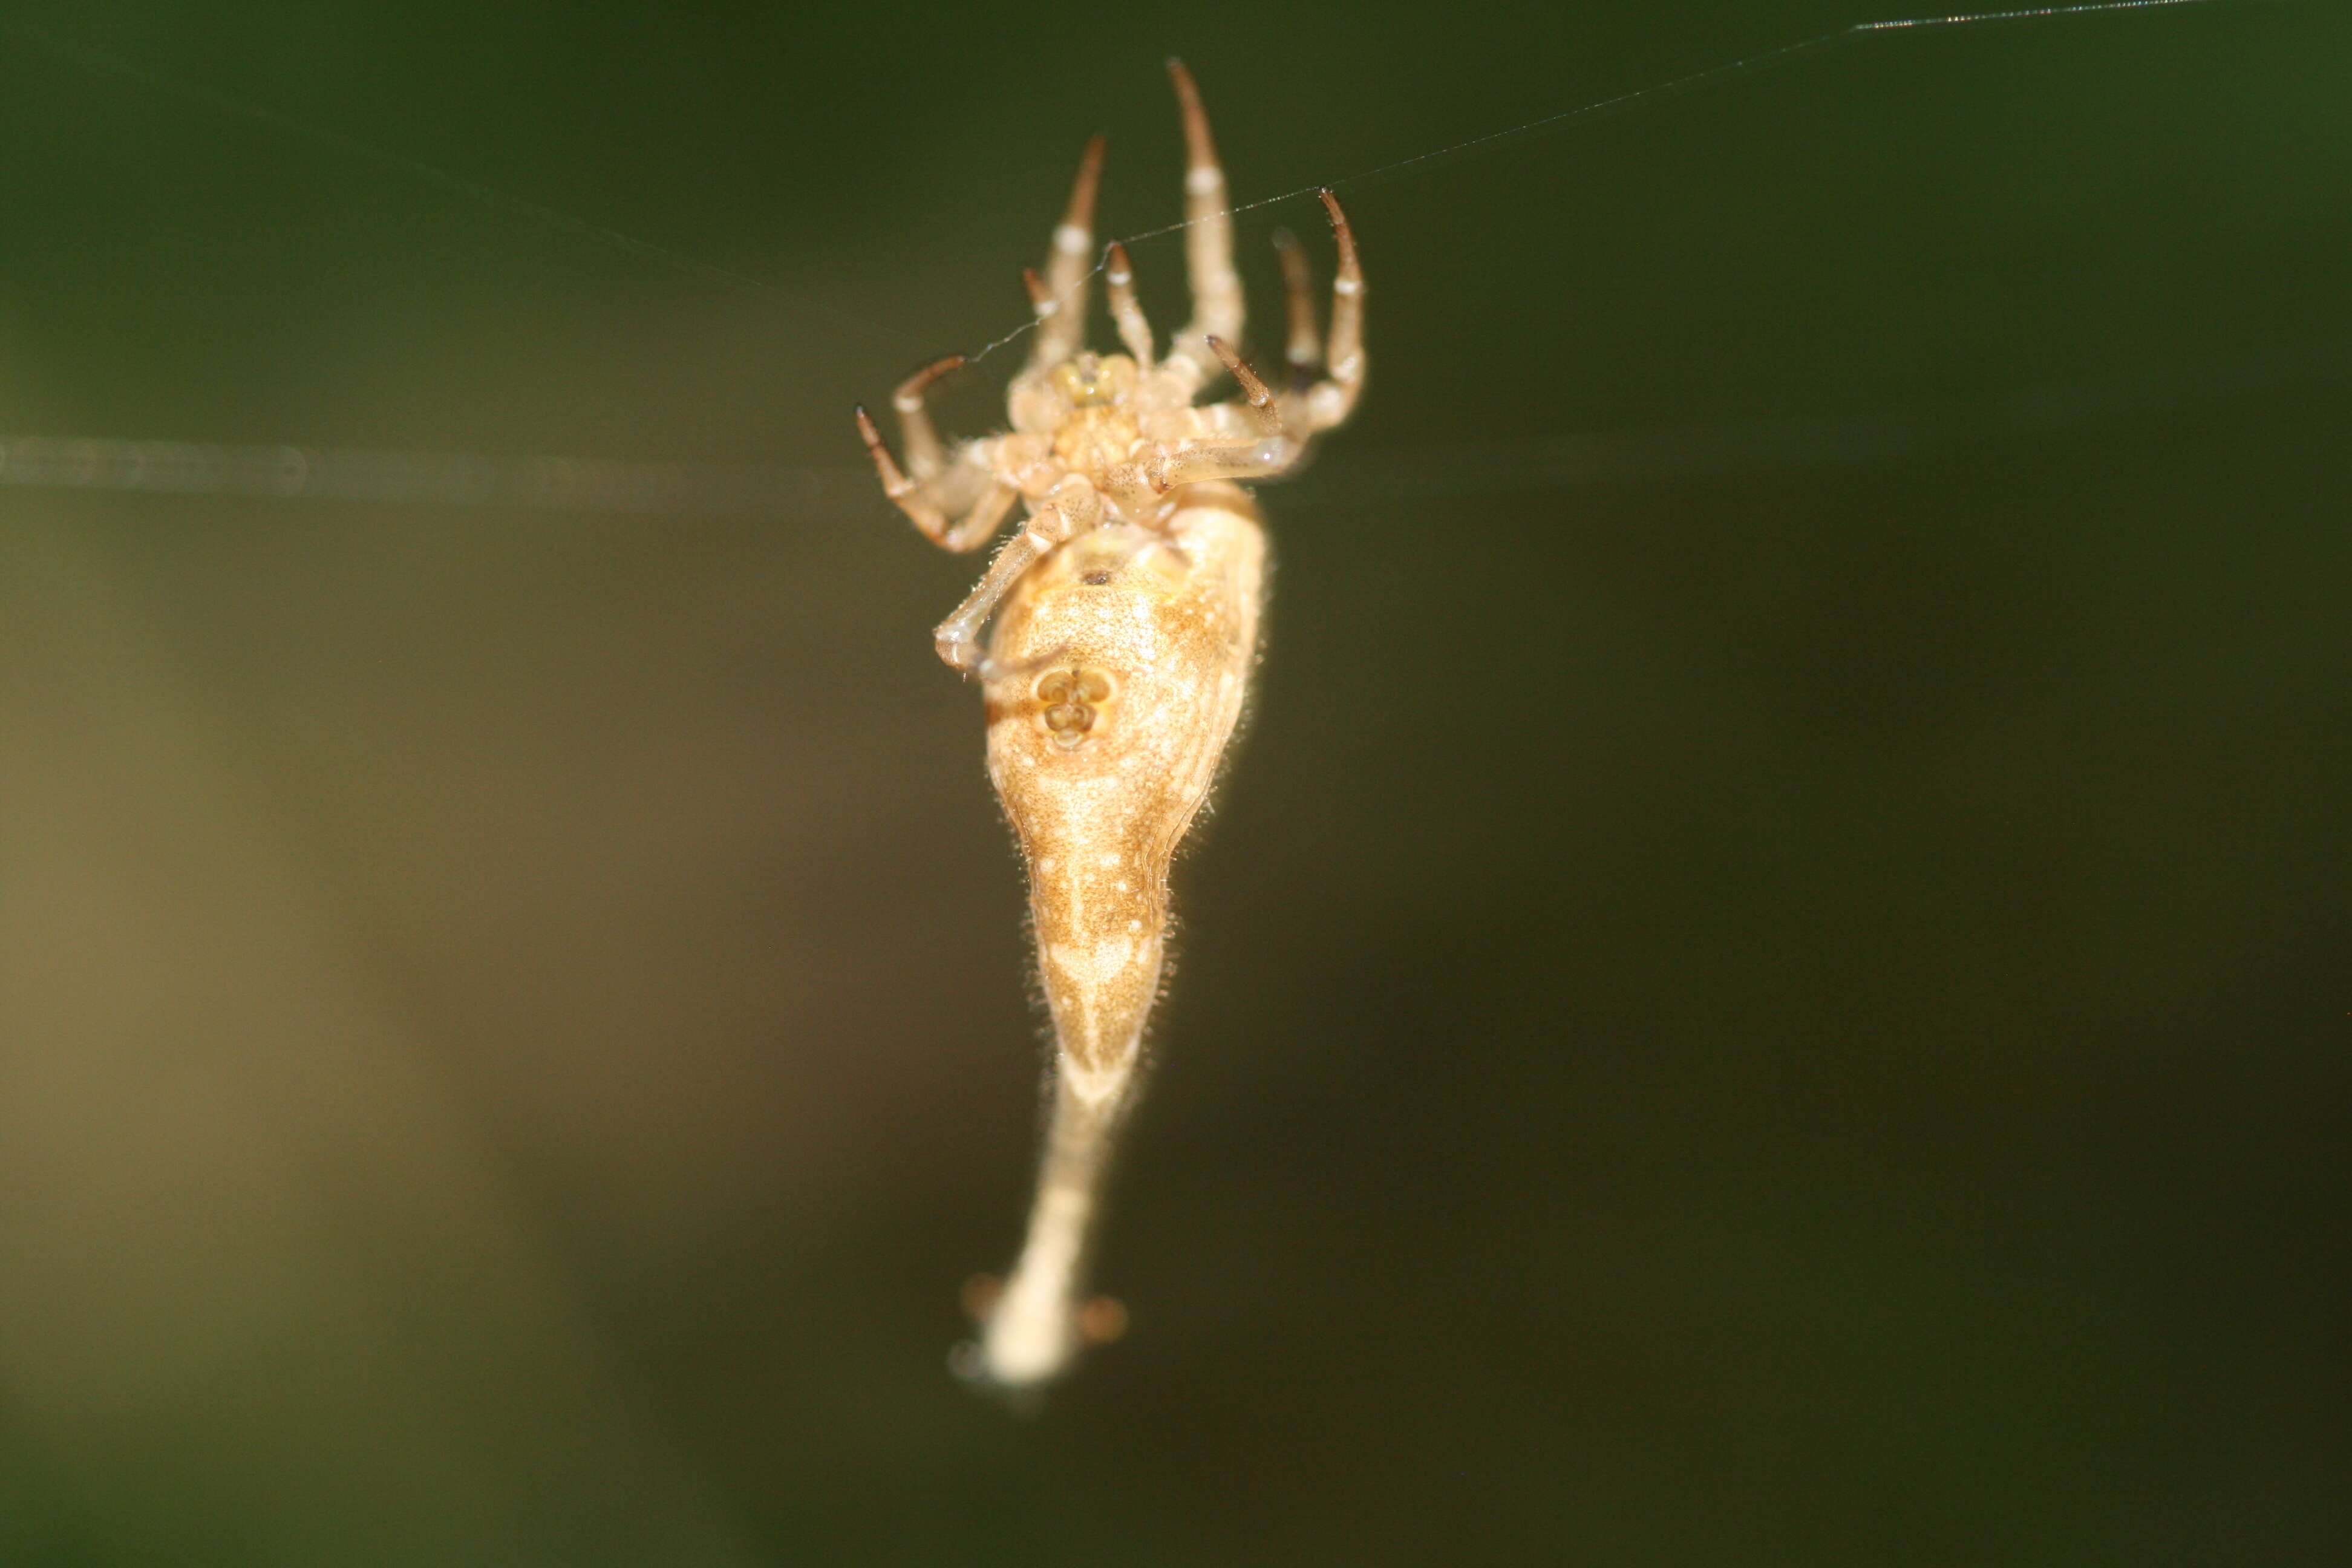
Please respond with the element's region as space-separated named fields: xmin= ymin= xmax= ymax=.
xmin=857 ymin=61 xmax=1365 ymax=1391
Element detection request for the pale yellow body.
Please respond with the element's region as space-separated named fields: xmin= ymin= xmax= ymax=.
xmin=970 ymin=490 xmax=1263 ymax=1383
xmin=855 ymin=65 xmax=1360 ymax=1390
xmin=983 ymin=488 xmax=1265 ymax=1103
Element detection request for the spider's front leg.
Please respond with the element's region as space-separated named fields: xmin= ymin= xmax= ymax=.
xmin=933 ymin=477 xmax=1102 ymax=675
xmin=1023 ymin=134 xmax=1106 ymax=373
xmin=1165 ymin=61 xmax=1243 ymax=385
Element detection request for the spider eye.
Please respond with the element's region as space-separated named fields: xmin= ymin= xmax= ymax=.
xmin=1052 ymin=360 xmax=1106 ymax=406
xmin=1050 ymin=354 xmax=1137 ymax=408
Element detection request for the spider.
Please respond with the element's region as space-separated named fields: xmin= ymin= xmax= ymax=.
xmin=854 ymin=61 xmax=1364 ymax=1393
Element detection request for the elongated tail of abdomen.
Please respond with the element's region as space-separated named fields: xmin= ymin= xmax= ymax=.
xmin=967 ymin=875 xmax=1168 ymax=1387
xmin=962 ymin=500 xmax=1264 ymax=1390
xmin=1029 ymin=878 xmax=1169 ymax=1103
xmin=972 ymin=1072 xmax=1129 ymax=1387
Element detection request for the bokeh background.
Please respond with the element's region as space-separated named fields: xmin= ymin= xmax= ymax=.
xmin=2 ymin=1 xmax=2347 ymax=1562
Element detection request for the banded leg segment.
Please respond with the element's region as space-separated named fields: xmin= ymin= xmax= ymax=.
xmin=1166 ymin=60 xmax=1243 ymax=384
xmin=1103 ymin=243 xmax=1155 ymax=368
xmin=1025 ymin=134 xmax=1106 ymax=373
xmin=1267 ymin=191 xmax=1366 ymax=436
xmin=855 ymin=403 xmax=1004 ymax=552
xmin=1303 ymin=189 xmax=1366 ymax=433
xmin=890 ymin=354 xmax=966 ymax=481
xmin=1271 ymin=228 xmax=1322 ymax=393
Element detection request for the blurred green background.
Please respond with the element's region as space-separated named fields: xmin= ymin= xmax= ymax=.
xmin=2 ymin=1 xmax=2347 ymax=1563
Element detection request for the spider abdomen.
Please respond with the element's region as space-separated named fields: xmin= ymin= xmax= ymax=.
xmin=982 ymin=494 xmax=1264 ymax=1100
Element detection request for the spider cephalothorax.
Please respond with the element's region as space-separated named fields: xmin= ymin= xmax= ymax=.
xmin=854 ymin=62 xmax=1365 ymax=1393
xmin=855 ymin=60 xmax=1361 ymax=675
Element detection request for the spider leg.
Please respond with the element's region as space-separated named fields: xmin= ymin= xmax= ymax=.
xmin=1166 ymin=61 xmax=1243 ymax=385
xmin=1301 ymin=190 xmax=1366 ymax=434
xmin=1271 ymin=227 xmax=1322 ymax=394
xmin=933 ymin=479 xmax=1103 ymax=673
xmin=1151 ymin=341 xmax=1300 ymax=489
xmin=890 ymin=354 xmax=966 ymax=481
xmin=1207 ymin=337 xmax=1281 ymax=436
xmin=1103 ymin=243 xmax=1155 ymax=368
xmin=1024 ymin=134 xmax=1106 ymax=373
xmin=1160 ymin=195 xmax=1359 ymax=486
xmin=942 ymin=480 xmax=1019 ymax=554
xmin=1152 ymin=436 xmax=1300 ymax=489
xmin=856 ymin=405 xmax=998 ymax=551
